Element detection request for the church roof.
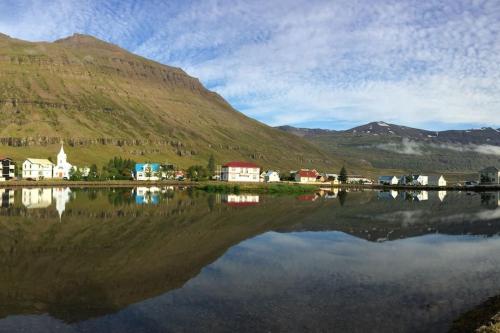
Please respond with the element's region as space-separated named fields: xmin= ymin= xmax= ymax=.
xmin=26 ymin=158 xmax=54 ymax=166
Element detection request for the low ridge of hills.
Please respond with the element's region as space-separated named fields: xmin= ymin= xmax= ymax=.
xmin=279 ymin=121 xmax=500 ymax=145
xmin=278 ymin=122 xmax=500 ymax=178
xmin=0 ymin=33 xmax=335 ymax=170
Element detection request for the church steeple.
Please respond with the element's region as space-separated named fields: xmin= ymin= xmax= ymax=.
xmin=57 ymin=142 xmax=67 ymax=165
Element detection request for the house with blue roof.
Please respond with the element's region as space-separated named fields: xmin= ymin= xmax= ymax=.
xmin=134 ymin=163 xmax=160 ymax=181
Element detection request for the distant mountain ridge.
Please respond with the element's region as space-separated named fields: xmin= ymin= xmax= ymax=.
xmin=278 ymin=121 xmax=500 ymax=145
xmin=277 ymin=122 xmax=500 ymax=177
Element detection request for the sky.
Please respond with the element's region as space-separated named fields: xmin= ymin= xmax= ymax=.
xmin=0 ymin=0 xmax=499 ymax=130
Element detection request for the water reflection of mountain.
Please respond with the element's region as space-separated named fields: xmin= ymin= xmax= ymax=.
xmin=0 ymin=189 xmax=499 ymax=323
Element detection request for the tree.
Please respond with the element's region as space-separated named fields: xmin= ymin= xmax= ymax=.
xmin=88 ymin=164 xmax=99 ymax=180
xmin=187 ymin=165 xmax=208 ymax=181
xmin=207 ymin=155 xmax=216 ymax=178
xmin=69 ymin=167 xmax=83 ymax=181
xmin=338 ymin=166 xmax=348 ymax=184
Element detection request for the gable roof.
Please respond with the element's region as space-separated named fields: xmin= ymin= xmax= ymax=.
xmin=379 ymin=176 xmax=397 ymax=180
xmin=223 ymin=161 xmax=259 ymax=168
xmin=481 ymin=166 xmax=500 ymax=172
xmin=428 ymin=175 xmax=444 ymax=181
xmin=0 ymin=157 xmax=12 ymax=161
xmin=26 ymin=158 xmax=54 ymax=166
xmin=135 ymin=163 xmax=160 ymax=172
xmin=298 ymin=169 xmax=318 ymax=178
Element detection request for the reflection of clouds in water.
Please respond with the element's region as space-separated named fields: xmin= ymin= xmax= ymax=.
xmin=374 ymin=209 xmax=428 ymax=226
xmin=125 ymin=231 xmax=500 ymax=333
xmin=435 ymin=208 xmax=500 ymax=224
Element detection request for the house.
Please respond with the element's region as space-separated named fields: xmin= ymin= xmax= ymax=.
xmin=378 ymin=176 xmax=399 ymax=185
xmin=53 ymin=144 xmax=74 ymax=179
xmin=134 ymin=163 xmax=160 ymax=181
xmin=174 ymin=170 xmax=185 ymax=180
xmin=0 ymin=157 xmax=15 ymax=180
xmin=347 ymin=175 xmax=373 ymax=184
xmin=295 ymin=169 xmax=319 ymax=183
xmin=428 ymin=175 xmax=447 ymax=187
xmin=479 ymin=166 xmax=500 ymax=184
xmin=400 ymin=175 xmax=428 ymax=186
xmin=22 ymin=159 xmax=55 ymax=180
xmin=221 ymin=161 xmax=260 ymax=182
xmin=263 ymin=170 xmax=280 ymax=182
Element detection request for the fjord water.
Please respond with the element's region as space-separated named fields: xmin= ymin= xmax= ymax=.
xmin=0 ymin=188 xmax=499 ymax=332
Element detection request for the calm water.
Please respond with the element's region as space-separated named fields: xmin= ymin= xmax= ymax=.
xmin=0 ymin=187 xmax=499 ymax=332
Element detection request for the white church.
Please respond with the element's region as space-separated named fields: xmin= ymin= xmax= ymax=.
xmin=53 ymin=144 xmax=74 ymax=179
xmin=23 ymin=143 xmax=77 ymax=180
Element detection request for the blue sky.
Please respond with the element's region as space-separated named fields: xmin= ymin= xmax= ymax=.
xmin=0 ymin=0 xmax=499 ymax=130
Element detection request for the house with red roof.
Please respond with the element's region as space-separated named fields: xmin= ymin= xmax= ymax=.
xmin=0 ymin=157 xmax=15 ymax=181
xmin=295 ymin=169 xmax=319 ymax=183
xmin=221 ymin=161 xmax=260 ymax=182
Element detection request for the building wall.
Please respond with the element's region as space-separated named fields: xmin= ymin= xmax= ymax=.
xmin=1 ymin=159 xmax=15 ymax=180
xmin=22 ymin=161 xmax=53 ymax=180
xmin=480 ymin=169 xmax=500 ymax=184
xmin=222 ymin=166 xmax=260 ymax=182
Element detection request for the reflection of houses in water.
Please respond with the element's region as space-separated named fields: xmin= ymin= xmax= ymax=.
xmin=222 ymin=194 xmax=260 ymax=206
xmin=400 ymin=190 xmax=428 ymax=202
xmin=378 ymin=190 xmax=398 ymax=200
xmin=296 ymin=194 xmax=319 ymax=202
xmin=22 ymin=188 xmax=53 ymax=209
xmin=0 ymin=189 xmax=14 ymax=207
xmin=437 ymin=191 xmax=447 ymax=202
xmin=481 ymin=192 xmax=500 ymax=209
xmin=323 ymin=188 xmax=339 ymax=199
xmin=53 ymin=188 xmax=72 ymax=219
xmin=134 ymin=187 xmax=160 ymax=205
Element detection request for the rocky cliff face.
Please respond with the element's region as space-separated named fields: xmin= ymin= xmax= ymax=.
xmin=0 ymin=33 xmax=334 ymax=169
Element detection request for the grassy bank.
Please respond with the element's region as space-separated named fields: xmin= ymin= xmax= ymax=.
xmin=197 ymin=183 xmax=319 ymax=194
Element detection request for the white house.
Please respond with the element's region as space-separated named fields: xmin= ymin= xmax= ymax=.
xmin=400 ymin=175 xmax=429 ymax=186
xmin=22 ymin=159 xmax=54 ymax=180
xmin=221 ymin=162 xmax=260 ymax=182
xmin=295 ymin=169 xmax=319 ymax=183
xmin=479 ymin=166 xmax=500 ymax=184
xmin=347 ymin=175 xmax=373 ymax=184
xmin=263 ymin=170 xmax=280 ymax=182
xmin=54 ymin=144 xmax=74 ymax=179
xmin=428 ymin=175 xmax=447 ymax=187
xmin=134 ymin=163 xmax=160 ymax=181
xmin=378 ymin=176 xmax=398 ymax=185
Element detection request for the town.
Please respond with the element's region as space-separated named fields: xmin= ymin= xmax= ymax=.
xmin=1 ymin=143 xmax=499 ymax=187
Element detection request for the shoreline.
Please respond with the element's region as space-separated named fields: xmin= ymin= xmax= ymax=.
xmin=0 ymin=180 xmax=499 ymax=191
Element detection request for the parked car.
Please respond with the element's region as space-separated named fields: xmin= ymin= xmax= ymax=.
xmin=464 ymin=181 xmax=478 ymax=187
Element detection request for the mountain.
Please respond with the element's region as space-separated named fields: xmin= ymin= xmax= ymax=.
xmin=277 ymin=122 xmax=500 ymax=178
xmin=0 ymin=33 xmax=334 ymax=170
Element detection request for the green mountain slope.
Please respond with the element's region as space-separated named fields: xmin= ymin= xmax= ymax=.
xmin=0 ymin=33 xmax=335 ymax=170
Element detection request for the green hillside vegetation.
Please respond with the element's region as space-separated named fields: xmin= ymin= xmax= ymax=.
xmin=292 ymin=132 xmax=496 ymax=180
xmin=0 ymin=33 xmax=335 ymax=171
